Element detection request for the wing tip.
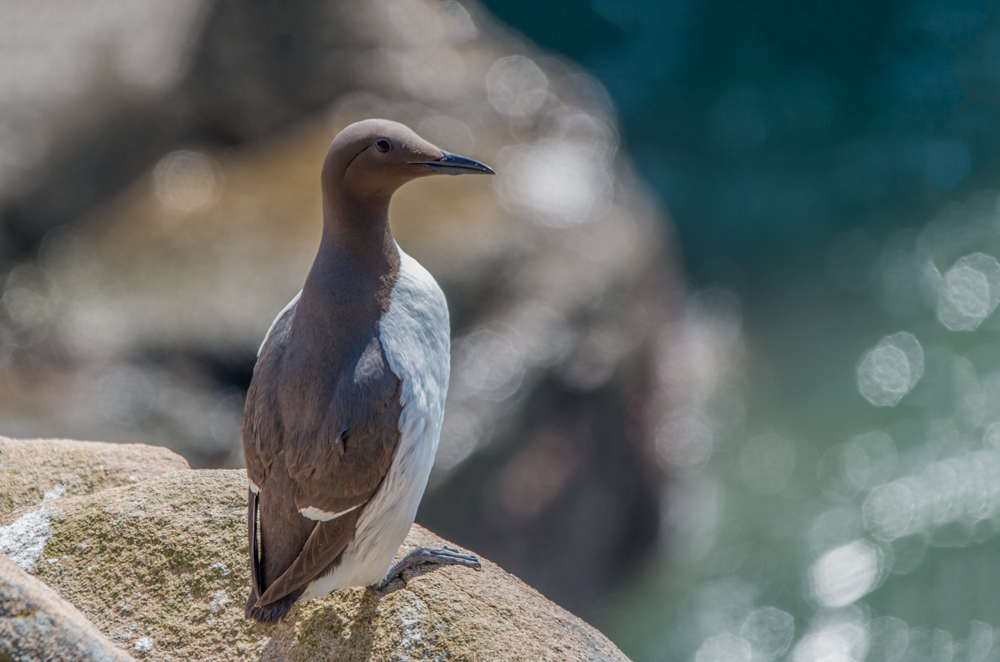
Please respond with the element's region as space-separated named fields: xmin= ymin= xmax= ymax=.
xmin=245 ymin=587 xmax=301 ymax=623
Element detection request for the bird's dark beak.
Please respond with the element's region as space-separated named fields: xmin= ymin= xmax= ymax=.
xmin=412 ymin=151 xmax=495 ymax=175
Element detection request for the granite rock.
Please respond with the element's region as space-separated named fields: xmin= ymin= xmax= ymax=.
xmin=1 ymin=467 xmax=631 ymax=661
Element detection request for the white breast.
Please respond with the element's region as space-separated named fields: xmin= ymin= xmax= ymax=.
xmin=301 ymin=246 xmax=450 ymax=597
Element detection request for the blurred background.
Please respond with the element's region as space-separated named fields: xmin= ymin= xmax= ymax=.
xmin=3 ymin=0 xmax=1000 ymax=661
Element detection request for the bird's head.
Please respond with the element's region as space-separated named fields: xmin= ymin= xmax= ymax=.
xmin=322 ymin=119 xmax=494 ymax=207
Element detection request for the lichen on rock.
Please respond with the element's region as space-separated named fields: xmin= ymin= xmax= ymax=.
xmin=0 ymin=506 xmax=53 ymax=570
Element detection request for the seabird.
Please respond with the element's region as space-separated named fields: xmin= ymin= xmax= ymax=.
xmin=243 ymin=119 xmax=494 ymax=623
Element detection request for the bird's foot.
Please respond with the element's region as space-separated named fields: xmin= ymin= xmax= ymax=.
xmin=371 ymin=546 xmax=481 ymax=590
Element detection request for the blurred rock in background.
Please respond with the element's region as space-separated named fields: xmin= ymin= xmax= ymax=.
xmin=0 ymin=0 xmax=684 ymax=618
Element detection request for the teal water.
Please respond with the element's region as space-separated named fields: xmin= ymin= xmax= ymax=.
xmin=481 ymin=1 xmax=1000 ymax=660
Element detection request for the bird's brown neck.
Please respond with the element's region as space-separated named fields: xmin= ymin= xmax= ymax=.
xmin=292 ymin=189 xmax=400 ymax=361
xmin=320 ymin=190 xmax=394 ymax=262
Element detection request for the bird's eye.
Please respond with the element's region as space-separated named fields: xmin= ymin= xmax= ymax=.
xmin=375 ymin=139 xmax=391 ymax=153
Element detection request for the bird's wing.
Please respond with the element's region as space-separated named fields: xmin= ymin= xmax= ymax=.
xmin=243 ymin=299 xmax=296 ymax=493
xmin=254 ymin=508 xmax=362 ymax=606
xmin=244 ymin=314 xmax=403 ymax=606
xmin=284 ymin=333 xmax=403 ymax=517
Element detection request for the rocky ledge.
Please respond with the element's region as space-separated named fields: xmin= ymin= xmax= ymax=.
xmin=0 ymin=436 xmax=191 ymax=516
xmin=0 ymin=438 xmax=631 ymax=661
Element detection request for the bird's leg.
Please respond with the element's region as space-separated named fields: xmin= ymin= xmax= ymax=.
xmin=372 ymin=546 xmax=481 ymax=590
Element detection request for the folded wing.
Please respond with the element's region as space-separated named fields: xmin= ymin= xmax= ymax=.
xmin=244 ymin=306 xmax=403 ymax=610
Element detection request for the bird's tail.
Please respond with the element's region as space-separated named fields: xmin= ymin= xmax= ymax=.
xmin=245 ymin=488 xmax=303 ymax=623
xmin=245 ymin=588 xmax=302 ymax=623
